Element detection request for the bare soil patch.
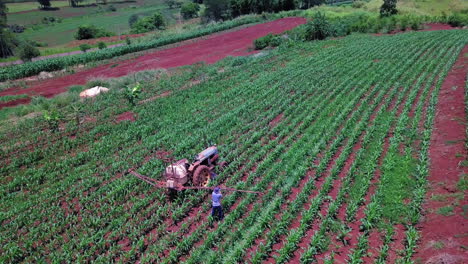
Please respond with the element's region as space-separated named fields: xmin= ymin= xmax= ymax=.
xmin=413 ymin=45 xmax=468 ymax=263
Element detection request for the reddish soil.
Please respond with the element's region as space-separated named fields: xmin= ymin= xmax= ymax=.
xmin=66 ymin=34 xmax=146 ymax=47
xmin=413 ymin=45 xmax=468 ymax=263
xmin=116 ymin=111 xmax=136 ymax=123
xmin=0 ymin=17 xmax=306 ymax=108
xmin=269 ymin=113 xmax=284 ymax=128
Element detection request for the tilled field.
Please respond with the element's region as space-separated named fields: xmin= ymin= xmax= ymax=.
xmin=0 ymin=17 xmax=306 ymax=108
xmin=0 ymin=29 xmax=467 ymax=263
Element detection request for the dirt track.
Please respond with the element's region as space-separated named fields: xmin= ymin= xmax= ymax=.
xmin=0 ymin=17 xmax=306 ymax=108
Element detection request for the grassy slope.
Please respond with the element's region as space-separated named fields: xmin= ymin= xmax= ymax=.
xmin=364 ymin=0 xmax=468 ymax=15
xmin=10 ymin=1 xmax=178 ymax=46
xmin=6 ymin=0 xmax=69 ymax=13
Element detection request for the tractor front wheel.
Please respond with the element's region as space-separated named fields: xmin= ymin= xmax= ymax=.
xmin=193 ymin=165 xmax=211 ymax=187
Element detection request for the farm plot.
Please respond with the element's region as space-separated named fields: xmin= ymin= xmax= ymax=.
xmin=0 ymin=29 xmax=467 ymax=263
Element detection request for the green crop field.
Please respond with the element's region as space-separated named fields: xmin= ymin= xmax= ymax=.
xmin=0 ymin=27 xmax=467 ymax=263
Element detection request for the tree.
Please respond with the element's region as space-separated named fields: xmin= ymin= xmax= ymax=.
xmin=131 ymin=12 xmax=166 ymax=33
xmin=181 ymin=2 xmax=200 ymax=20
xmin=0 ymin=0 xmax=16 ymax=58
xmin=380 ymin=0 xmax=397 ymax=17
xmin=203 ymin=0 xmax=231 ymax=21
xmin=37 ymin=0 xmax=51 ymax=9
xmin=128 ymin=14 xmax=139 ymax=27
xmin=79 ymin=44 xmax=92 ymax=52
xmin=17 ymin=43 xmax=40 ymax=62
xmin=75 ymin=25 xmax=114 ymax=40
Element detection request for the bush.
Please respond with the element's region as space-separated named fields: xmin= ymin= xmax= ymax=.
xmin=125 ymin=36 xmax=131 ymax=45
xmin=269 ymin=36 xmax=283 ymax=47
xmin=16 ymin=43 xmax=40 ymax=62
xmin=42 ymin=16 xmax=61 ymax=24
xmin=447 ymin=13 xmax=468 ymax=27
xmin=254 ymin=34 xmax=273 ymax=50
xmin=128 ymin=14 xmax=139 ymax=27
xmin=79 ymin=44 xmax=92 ymax=53
xmin=29 ymin=40 xmax=47 ymax=47
xmin=8 ymin=24 xmax=25 ymax=33
xmin=165 ymin=0 xmax=182 ymax=9
xmin=107 ymin=5 xmax=117 ymax=12
xmin=74 ymin=25 xmax=114 ymax=40
xmin=131 ymin=12 xmax=166 ymax=33
xmin=97 ymin=42 xmax=107 ymax=49
xmin=305 ymin=12 xmax=332 ymax=41
xmin=352 ymin=1 xmax=365 ymax=9
xmin=181 ymin=2 xmax=200 ymax=20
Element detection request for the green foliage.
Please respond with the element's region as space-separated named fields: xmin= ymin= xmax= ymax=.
xmin=16 ymin=42 xmax=40 ymax=62
xmin=74 ymin=24 xmax=114 ymax=40
xmin=37 ymin=0 xmax=50 ymax=9
xmin=0 ymin=94 xmax=28 ymax=103
xmin=305 ymin=12 xmax=331 ymax=41
xmin=181 ymin=2 xmax=200 ymax=20
xmin=125 ymin=36 xmax=131 ymax=45
xmin=203 ymin=0 xmax=231 ymax=21
xmin=124 ymin=82 xmax=142 ymax=106
xmin=79 ymin=44 xmax=92 ymax=53
xmin=458 ymin=174 xmax=468 ymax=191
xmin=128 ymin=14 xmax=139 ymax=27
xmin=165 ymin=0 xmax=182 ymax=9
xmin=380 ymin=0 xmax=398 ymax=17
xmin=43 ymin=109 xmax=60 ymax=132
xmin=97 ymin=41 xmax=107 ymax=50
xmin=131 ymin=12 xmax=166 ymax=33
xmin=437 ymin=205 xmax=454 ymax=216
xmin=254 ymin=34 xmax=273 ymax=50
xmin=447 ymin=13 xmax=468 ymax=27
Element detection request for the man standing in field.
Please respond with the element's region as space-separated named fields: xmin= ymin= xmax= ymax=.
xmin=211 ymin=187 xmax=224 ymax=221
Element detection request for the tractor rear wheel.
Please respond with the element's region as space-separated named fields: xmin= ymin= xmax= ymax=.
xmin=193 ymin=165 xmax=210 ymax=187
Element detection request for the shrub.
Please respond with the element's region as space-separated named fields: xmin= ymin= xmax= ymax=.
xmin=107 ymin=5 xmax=116 ymax=12
xmin=8 ymin=24 xmax=25 ymax=33
xmin=131 ymin=12 xmax=166 ymax=33
xmin=352 ymin=1 xmax=365 ymax=9
xmin=16 ymin=43 xmax=40 ymax=62
xmin=254 ymin=34 xmax=273 ymax=50
xmin=181 ymin=2 xmax=200 ymax=20
xmin=269 ymin=36 xmax=283 ymax=47
xmin=410 ymin=18 xmax=421 ymax=31
xmin=447 ymin=13 xmax=468 ymax=27
xmin=125 ymin=36 xmax=131 ymax=45
xmin=128 ymin=14 xmax=139 ymax=27
xmin=399 ymin=17 xmax=409 ymax=31
xmin=74 ymin=25 xmax=114 ymax=40
xmin=166 ymin=0 xmax=182 ymax=9
xmin=305 ymin=12 xmax=332 ymax=41
xmin=79 ymin=44 xmax=92 ymax=53
xmin=97 ymin=41 xmax=107 ymax=49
